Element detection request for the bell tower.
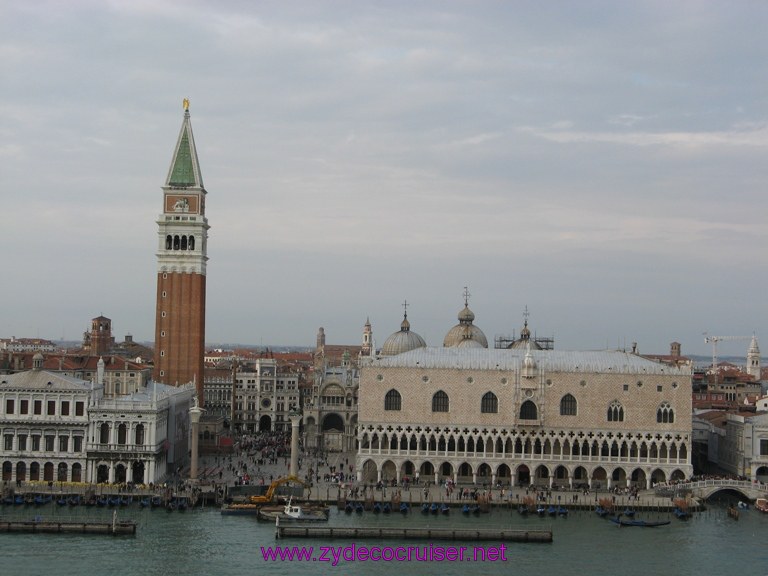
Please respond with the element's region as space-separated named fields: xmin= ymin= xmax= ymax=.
xmin=153 ymin=100 xmax=209 ymax=403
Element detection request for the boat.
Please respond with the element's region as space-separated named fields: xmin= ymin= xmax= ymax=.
xmin=382 ymin=502 xmax=391 ymax=514
xmin=536 ymin=505 xmax=546 ymax=516
xmin=372 ymin=502 xmax=381 ymax=513
xmin=139 ymin=497 xmax=151 ymax=508
xmin=727 ymin=506 xmax=740 ymax=520
xmin=354 ymin=502 xmax=364 ymax=514
xmin=737 ymin=501 xmax=749 ymax=510
xmin=430 ymin=503 xmax=439 ymax=514
xmin=221 ymin=502 xmax=261 ymax=515
xmin=68 ymin=495 xmax=81 ymax=506
xmin=150 ymin=496 xmax=163 ymax=508
xmin=462 ymin=504 xmax=471 ymax=515
xmin=441 ymin=503 xmax=450 ymax=515
xmin=344 ymin=502 xmax=353 ymax=514
xmin=470 ymin=504 xmax=480 ymax=515
xmin=399 ymin=502 xmax=409 ymax=514
xmin=56 ymin=497 xmax=68 ymax=506
xmin=622 ymin=508 xmax=636 ymax=517
xmin=96 ymin=497 xmax=108 ymax=507
xmin=610 ymin=517 xmax=671 ymax=527
xmin=259 ymin=498 xmax=328 ymax=523
xmin=517 ymin=504 xmax=529 ymax=515
xmin=34 ymin=495 xmax=52 ymax=506
xmin=421 ymin=502 xmax=430 ymax=514
xmin=557 ymin=506 xmax=568 ymax=516
xmin=595 ymin=506 xmax=609 ymax=517
xmin=755 ymin=498 xmax=768 ymax=513
xmin=547 ymin=505 xmax=557 ymax=516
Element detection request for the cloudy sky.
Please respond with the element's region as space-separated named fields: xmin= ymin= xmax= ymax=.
xmin=2 ymin=0 xmax=766 ymax=357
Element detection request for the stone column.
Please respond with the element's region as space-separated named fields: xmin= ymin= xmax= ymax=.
xmin=189 ymin=402 xmax=203 ymax=480
xmin=289 ymin=412 xmax=302 ymax=477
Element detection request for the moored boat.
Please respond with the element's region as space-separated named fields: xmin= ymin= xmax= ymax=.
xmin=610 ymin=517 xmax=671 ymax=527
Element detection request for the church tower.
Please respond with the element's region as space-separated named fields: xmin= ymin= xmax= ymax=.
xmin=747 ymin=335 xmax=761 ymax=380
xmin=153 ymin=100 xmax=209 ymax=403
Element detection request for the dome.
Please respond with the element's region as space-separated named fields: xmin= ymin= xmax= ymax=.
xmin=508 ymin=319 xmax=542 ymax=350
xmin=443 ymin=301 xmax=488 ymax=349
xmin=381 ymin=313 xmax=427 ymax=356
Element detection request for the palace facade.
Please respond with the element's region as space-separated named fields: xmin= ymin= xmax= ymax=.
xmin=357 ymin=307 xmax=693 ymax=490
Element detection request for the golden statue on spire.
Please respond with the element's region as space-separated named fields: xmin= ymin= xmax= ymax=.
xmin=183 ymin=98 xmax=190 ymax=111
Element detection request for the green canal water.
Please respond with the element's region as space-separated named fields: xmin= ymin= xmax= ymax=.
xmin=1 ymin=501 xmax=765 ymax=576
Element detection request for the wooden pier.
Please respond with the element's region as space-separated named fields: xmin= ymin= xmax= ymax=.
xmin=276 ymin=525 xmax=552 ymax=543
xmin=0 ymin=513 xmax=137 ymax=536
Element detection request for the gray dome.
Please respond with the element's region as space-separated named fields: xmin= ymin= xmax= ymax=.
xmin=443 ymin=304 xmax=488 ymax=348
xmin=381 ymin=314 xmax=427 ymax=356
xmin=508 ymin=319 xmax=542 ymax=350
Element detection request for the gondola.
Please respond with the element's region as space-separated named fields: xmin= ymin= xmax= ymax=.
xmin=441 ymin=503 xmax=450 ymax=515
xmin=610 ymin=517 xmax=671 ymax=527
xmin=430 ymin=502 xmax=439 ymax=514
xmin=382 ymin=502 xmax=391 ymax=514
xmin=372 ymin=502 xmax=382 ymax=513
xmin=421 ymin=503 xmax=430 ymax=514
xmin=399 ymin=502 xmax=409 ymax=514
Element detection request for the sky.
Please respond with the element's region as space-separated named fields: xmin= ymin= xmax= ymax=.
xmin=1 ymin=0 xmax=766 ymax=358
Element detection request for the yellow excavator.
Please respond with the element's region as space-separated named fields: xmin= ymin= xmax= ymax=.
xmin=249 ymin=475 xmax=309 ymax=504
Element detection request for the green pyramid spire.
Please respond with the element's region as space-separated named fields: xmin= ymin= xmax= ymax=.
xmin=166 ymin=107 xmax=204 ymax=189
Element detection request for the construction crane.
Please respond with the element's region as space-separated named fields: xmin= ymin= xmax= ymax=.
xmin=703 ymin=334 xmax=751 ymax=374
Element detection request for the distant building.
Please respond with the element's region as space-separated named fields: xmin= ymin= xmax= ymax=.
xmin=0 ymin=338 xmax=56 ymax=354
xmin=301 ymin=325 xmax=370 ymax=452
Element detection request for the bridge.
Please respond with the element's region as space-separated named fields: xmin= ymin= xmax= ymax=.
xmin=656 ymin=479 xmax=768 ymax=501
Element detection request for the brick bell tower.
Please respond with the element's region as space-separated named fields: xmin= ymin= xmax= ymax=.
xmin=154 ymin=99 xmax=209 ymax=403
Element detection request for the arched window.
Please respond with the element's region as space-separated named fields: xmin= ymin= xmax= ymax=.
xmin=117 ymin=423 xmax=127 ymax=445
xmin=520 ymin=400 xmax=538 ymax=420
xmin=188 ymin=235 xmax=195 ymax=250
xmin=99 ymin=423 xmax=110 ymax=444
xmin=607 ymin=400 xmax=624 ymax=422
xmin=135 ymin=424 xmax=145 ymax=445
xmin=432 ymin=390 xmax=449 ymax=412
xmin=165 ymin=235 xmax=172 ymax=249
xmin=656 ymin=402 xmax=674 ymax=423
xmin=560 ymin=393 xmax=577 ymax=416
xmin=181 ymin=235 xmax=188 ymax=250
xmin=173 ymin=235 xmax=180 ymax=250
xmin=384 ymin=389 xmax=401 ymax=411
xmin=481 ymin=391 xmax=498 ymax=414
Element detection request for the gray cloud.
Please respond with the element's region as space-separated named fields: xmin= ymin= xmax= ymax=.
xmin=1 ymin=0 xmax=766 ymax=357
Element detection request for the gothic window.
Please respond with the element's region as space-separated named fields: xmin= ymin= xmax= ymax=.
xmin=560 ymin=393 xmax=577 ymax=416
xmin=181 ymin=235 xmax=188 ymax=250
xmin=384 ymin=389 xmax=402 ymax=411
xmin=166 ymin=235 xmax=172 ymax=249
xmin=432 ymin=390 xmax=449 ymax=412
xmin=189 ymin=235 xmax=195 ymax=250
xmin=607 ymin=400 xmax=624 ymax=422
xmin=520 ymin=400 xmax=538 ymax=420
xmin=173 ymin=235 xmax=180 ymax=250
xmin=481 ymin=391 xmax=498 ymax=414
xmin=656 ymin=402 xmax=674 ymax=424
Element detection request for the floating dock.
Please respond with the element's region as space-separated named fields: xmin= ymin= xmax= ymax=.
xmin=0 ymin=518 xmax=137 ymax=535
xmin=276 ymin=525 xmax=551 ymax=542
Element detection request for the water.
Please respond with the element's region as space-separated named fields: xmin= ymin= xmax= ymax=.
xmin=1 ymin=502 xmax=765 ymax=576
